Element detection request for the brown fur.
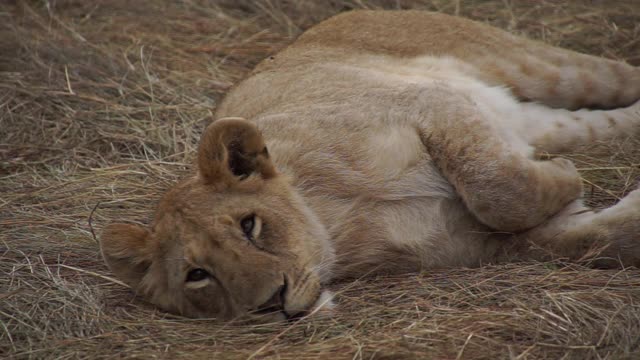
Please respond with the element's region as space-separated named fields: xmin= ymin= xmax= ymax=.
xmin=101 ymin=10 xmax=640 ymax=321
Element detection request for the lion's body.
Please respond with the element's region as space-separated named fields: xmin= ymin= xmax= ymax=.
xmin=216 ymin=10 xmax=640 ymax=278
xmin=101 ymin=11 xmax=640 ymax=321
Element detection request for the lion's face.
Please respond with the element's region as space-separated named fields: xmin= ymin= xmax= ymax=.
xmin=100 ymin=119 xmax=335 ymax=322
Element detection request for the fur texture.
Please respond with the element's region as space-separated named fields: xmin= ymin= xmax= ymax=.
xmin=101 ymin=10 xmax=640 ymax=321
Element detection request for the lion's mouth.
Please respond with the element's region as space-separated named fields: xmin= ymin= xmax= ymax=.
xmin=252 ymin=277 xmax=306 ymax=320
xmin=287 ymin=290 xmax=334 ymax=320
xmin=254 ymin=279 xmax=288 ymax=315
xmin=252 ymin=280 xmax=332 ymax=321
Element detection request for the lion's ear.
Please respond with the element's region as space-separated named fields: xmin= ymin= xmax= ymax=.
xmin=100 ymin=223 xmax=152 ymax=290
xmin=197 ymin=118 xmax=276 ymax=185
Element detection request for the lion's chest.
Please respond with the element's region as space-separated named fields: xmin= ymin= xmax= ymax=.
xmin=360 ymin=125 xmax=424 ymax=180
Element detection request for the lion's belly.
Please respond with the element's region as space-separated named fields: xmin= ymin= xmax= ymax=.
xmin=324 ymin=194 xmax=501 ymax=278
xmin=381 ymin=197 xmax=500 ymax=268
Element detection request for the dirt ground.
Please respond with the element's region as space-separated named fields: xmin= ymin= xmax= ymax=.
xmin=2 ymin=0 xmax=640 ymax=359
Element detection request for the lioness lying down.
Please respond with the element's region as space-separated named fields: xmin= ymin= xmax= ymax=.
xmin=100 ymin=10 xmax=640 ymax=322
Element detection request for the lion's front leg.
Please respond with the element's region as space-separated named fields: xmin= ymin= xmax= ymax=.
xmin=413 ymin=87 xmax=582 ymax=232
xmin=512 ymin=188 xmax=640 ymax=268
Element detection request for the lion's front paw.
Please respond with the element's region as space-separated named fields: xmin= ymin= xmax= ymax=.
xmin=549 ymin=157 xmax=578 ymax=172
xmin=539 ymin=157 xmax=583 ymax=199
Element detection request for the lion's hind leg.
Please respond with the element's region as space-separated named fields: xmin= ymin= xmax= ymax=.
xmin=519 ymin=97 xmax=640 ymax=154
xmin=302 ymin=10 xmax=640 ymax=110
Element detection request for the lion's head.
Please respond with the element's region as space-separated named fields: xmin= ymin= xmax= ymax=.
xmin=100 ymin=118 xmax=336 ymax=322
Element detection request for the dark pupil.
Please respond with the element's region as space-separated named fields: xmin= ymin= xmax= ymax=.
xmin=187 ymin=269 xmax=209 ymax=282
xmin=241 ymin=215 xmax=254 ymax=237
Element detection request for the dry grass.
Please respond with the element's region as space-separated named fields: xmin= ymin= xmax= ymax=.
xmin=1 ymin=0 xmax=640 ymax=359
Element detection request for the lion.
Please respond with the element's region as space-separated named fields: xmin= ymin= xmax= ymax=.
xmin=100 ymin=10 xmax=640 ymax=322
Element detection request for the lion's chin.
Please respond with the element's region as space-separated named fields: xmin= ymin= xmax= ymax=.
xmin=308 ymin=290 xmax=335 ymax=318
xmin=242 ymin=290 xmax=335 ymax=324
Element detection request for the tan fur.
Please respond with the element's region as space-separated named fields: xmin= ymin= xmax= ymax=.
xmin=101 ymin=10 xmax=640 ymax=321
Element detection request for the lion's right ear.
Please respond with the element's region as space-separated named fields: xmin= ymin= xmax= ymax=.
xmin=100 ymin=223 xmax=152 ymax=290
xmin=197 ymin=118 xmax=276 ymax=186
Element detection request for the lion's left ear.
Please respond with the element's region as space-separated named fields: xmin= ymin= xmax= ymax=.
xmin=197 ymin=118 xmax=276 ymax=185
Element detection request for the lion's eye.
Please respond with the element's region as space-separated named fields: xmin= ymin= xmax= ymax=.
xmin=241 ymin=215 xmax=254 ymax=238
xmin=239 ymin=213 xmax=266 ymax=251
xmin=186 ymin=268 xmax=210 ymax=282
xmin=241 ymin=214 xmax=262 ymax=242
